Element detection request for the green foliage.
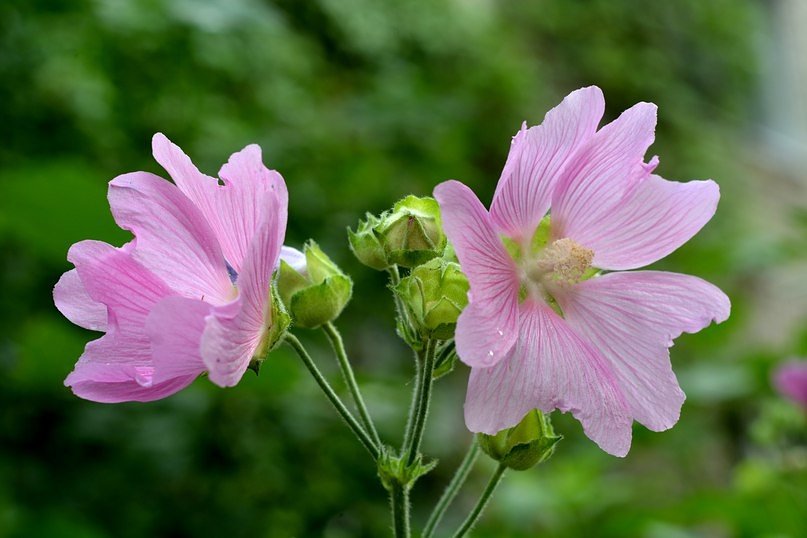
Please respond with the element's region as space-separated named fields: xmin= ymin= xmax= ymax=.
xmin=2 ymin=0 xmax=804 ymax=537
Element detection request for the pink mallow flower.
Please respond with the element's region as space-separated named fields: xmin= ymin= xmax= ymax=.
xmin=434 ymin=87 xmax=730 ymax=457
xmin=54 ymin=134 xmax=293 ymax=402
xmin=773 ymin=360 xmax=807 ymax=408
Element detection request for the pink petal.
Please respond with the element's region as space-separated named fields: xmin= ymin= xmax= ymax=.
xmin=147 ymin=297 xmax=211 ymax=385
xmin=152 ymin=133 xmax=287 ymax=273
xmin=773 ymin=360 xmax=807 ymax=407
xmin=570 ymin=174 xmax=719 ymax=271
xmin=64 ymin=241 xmax=195 ymax=402
xmin=109 ymin=172 xmax=234 ymax=305
xmin=69 ymin=375 xmax=198 ymax=403
xmin=551 ymin=102 xmax=657 ymax=256
xmin=202 ymin=190 xmax=286 ymax=387
xmin=465 ymin=301 xmax=632 ymax=457
xmin=279 ymin=245 xmax=307 ymax=274
xmin=490 ymin=87 xmax=604 ymax=240
xmin=556 ymin=271 xmax=730 ymax=431
xmin=434 ymin=180 xmax=520 ymax=368
xmin=53 ymin=269 xmax=108 ymax=331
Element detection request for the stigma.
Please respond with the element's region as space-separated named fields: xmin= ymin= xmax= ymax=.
xmin=526 ymin=238 xmax=594 ymax=289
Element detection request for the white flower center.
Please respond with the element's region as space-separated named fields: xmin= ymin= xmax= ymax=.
xmin=522 ymin=238 xmax=593 ymax=304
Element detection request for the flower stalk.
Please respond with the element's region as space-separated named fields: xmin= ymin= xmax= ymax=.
xmin=451 ymin=463 xmax=507 ymax=538
xmin=285 ymin=333 xmax=379 ymax=460
xmin=322 ymin=322 xmax=382 ymax=448
xmin=422 ymin=438 xmax=480 ymax=538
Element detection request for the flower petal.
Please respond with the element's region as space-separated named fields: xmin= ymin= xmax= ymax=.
xmin=465 ymin=301 xmax=632 ymax=457
xmin=109 ymin=171 xmax=233 ymax=305
xmin=53 ymin=269 xmax=107 ymax=331
xmin=63 ymin=240 xmax=194 ymax=402
xmin=551 ymin=102 xmax=657 ymax=257
xmin=152 ymin=133 xmax=287 ymax=272
xmin=279 ymin=245 xmax=307 ymax=274
xmin=556 ymin=271 xmax=730 ymax=431
xmin=69 ymin=374 xmax=197 ymax=403
xmin=573 ymin=174 xmax=719 ymax=270
xmin=147 ymin=297 xmax=211 ymax=385
xmin=490 ymin=86 xmax=604 ymax=240
xmin=202 ymin=190 xmax=286 ymax=387
xmin=434 ymin=180 xmax=519 ymax=368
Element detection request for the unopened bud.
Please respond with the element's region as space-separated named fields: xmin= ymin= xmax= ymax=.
xmin=394 ymin=258 xmax=468 ymax=340
xmin=348 ymin=213 xmax=391 ymax=270
xmin=478 ymin=410 xmax=561 ymax=470
xmin=277 ymin=241 xmax=352 ymax=329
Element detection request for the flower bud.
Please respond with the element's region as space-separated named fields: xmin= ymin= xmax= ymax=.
xmin=378 ymin=196 xmax=446 ymax=268
xmin=477 ymin=410 xmax=561 ymax=471
xmin=393 ymin=258 xmax=469 ymax=340
xmin=348 ymin=212 xmax=391 ymax=270
xmin=277 ymin=241 xmax=353 ymax=329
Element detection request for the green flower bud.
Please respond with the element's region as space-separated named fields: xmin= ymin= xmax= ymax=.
xmin=348 ymin=212 xmax=391 ymax=270
xmin=376 ymin=195 xmax=446 ymax=268
xmin=277 ymin=241 xmax=353 ymax=329
xmin=393 ymin=258 xmax=469 ymax=340
xmin=477 ymin=410 xmax=561 ymax=471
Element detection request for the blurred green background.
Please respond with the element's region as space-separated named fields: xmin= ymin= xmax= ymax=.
xmin=2 ymin=0 xmax=806 ymax=536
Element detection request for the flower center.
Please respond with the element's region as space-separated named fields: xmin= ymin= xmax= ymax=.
xmin=522 ymin=238 xmax=593 ymax=304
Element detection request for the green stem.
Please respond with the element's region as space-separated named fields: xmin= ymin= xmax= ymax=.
xmin=421 ymin=439 xmax=480 ymax=538
xmin=390 ymin=480 xmax=411 ymax=538
xmin=451 ymin=463 xmax=507 ymax=538
xmin=322 ymin=322 xmax=382 ymax=448
xmin=401 ymin=348 xmax=422 ymax=450
xmin=404 ymin=338 xmax=437 ymax=467
xmin=285 ymin=334 xmax=379 ymax=460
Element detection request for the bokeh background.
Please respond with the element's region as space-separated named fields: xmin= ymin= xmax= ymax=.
xmin=2 ymin=1 xmax=806 ymax=536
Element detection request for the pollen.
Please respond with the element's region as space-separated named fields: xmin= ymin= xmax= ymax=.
xmin=529 ymin=238 xmax=594 ymax=285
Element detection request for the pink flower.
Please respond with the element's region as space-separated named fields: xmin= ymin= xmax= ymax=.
xmin=54 ymin=134 xmax=290 ymax=402
xmin=434 ymin=87 xmax=730 ymax=456
xmin=773 ymin=360 xmax=807 ymax=407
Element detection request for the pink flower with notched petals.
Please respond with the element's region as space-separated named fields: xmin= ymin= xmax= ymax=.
xmin=773 ymin=360 xmax=807 ymax=408
xmin=434 ymin=86 xmax=731 ymax=457
xmin=54 ymin=134 xmax=295 ymax=402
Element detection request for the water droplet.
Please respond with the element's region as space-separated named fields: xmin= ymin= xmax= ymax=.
xmin=497 ymin=329 xmax=504 ymax=336
xmin=488 ymin=350 xmax=494 ymax=357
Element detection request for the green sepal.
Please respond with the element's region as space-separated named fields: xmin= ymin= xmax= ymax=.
xmin=377 ymin=447 xmax=438 ymax=492
xmin=248 ymin=284 xmax=292 ymax=372
xmin=376 ymin=195 xmax=446 ymax=268
xmin=276 ymin=240 xmax=353 ymax=329
xmin=478 ymin=409 xmax=562 ymax=471
xmin=393 ymin=258 xmax=469 ymax=340
xmin=432 ymin=341 xmax=457 ymax=380
xmin=348 ymin=212 xmax=391 ymax=270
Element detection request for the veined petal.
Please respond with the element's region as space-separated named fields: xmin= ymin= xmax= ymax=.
xmin=279 ymin=245 xmax=307 ymax=274
xmin=556 ymin=271 xmax=730 ymax=431
xmin=574 ymin=175 xmax=719 ymax=270
xmin=147 ymin=297 xmax=211 ymax=385
xmin=69 ymin=375 xmax=197 ymax=403
xmin=152 ymin=133 xmax=288 ymax=272
xmin=465 ymin=301 xmax=632 ymax=457
xmin=434 ymin=180 xmax=519 ymax=368
xmin=53 ymin=269 xmax=107 ymax=332
xmin=109 ymin=172 xmax=233 ymax=305
xmin=203 ymin=190 xmax=286 ymax=387
xmin=64 ymin=240 xmax=194 ymax=402
xmin=490 ymin=86 xmax=604 ymax=240
xmin=551 ymin=102 xmax=657 ymax=249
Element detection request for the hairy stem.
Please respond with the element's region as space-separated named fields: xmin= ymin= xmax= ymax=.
xmin=422 ymin=439 xmax=480 ymax=538
xmin=404 ymin=338 xmax=437 ymax=466
xmin=322 ymin=322 xmax=382 ymax=448
xmin=285 ymin=334 xmax=379 ymax=460
xmin=390 ymin=480 xmax=411 ymax=538
xmin=451 ymin=463 xmax=507 ymax=538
